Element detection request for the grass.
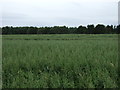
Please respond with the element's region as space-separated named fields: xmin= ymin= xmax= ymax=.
xmin=0 ymin=35 xmax=2 ymax=89
xmin=2 ymin=34 xmax=119 ymax=88
xmin=2 ymin=34 xmax=117 ymax=40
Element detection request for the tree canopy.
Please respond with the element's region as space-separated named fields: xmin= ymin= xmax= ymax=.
xmin=1 ymin=24 xmax=120 ymax=34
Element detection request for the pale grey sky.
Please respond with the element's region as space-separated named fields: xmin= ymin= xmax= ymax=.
xmin=1 ymin=0 xmax=119 ymax=27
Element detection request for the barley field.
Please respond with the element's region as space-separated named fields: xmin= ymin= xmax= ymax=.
xmin=2 ymin=34 xmax=119 ymax=88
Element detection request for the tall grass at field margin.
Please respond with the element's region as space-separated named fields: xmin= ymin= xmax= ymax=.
xmin=0 ymin=34 xmax=2 ymax=89
xmin=2 ymin=34 xmax=119 ymax=88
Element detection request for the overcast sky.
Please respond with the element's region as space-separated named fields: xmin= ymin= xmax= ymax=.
xmin=1 ymin=0 xmax=119 ymax=27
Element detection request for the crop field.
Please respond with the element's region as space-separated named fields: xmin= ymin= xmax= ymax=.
xmin=2 ymin=34 xmax=119 ymax=88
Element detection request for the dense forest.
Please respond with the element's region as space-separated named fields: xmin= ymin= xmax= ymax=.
xmin=1 ymin=24 xmax=120 ymax=34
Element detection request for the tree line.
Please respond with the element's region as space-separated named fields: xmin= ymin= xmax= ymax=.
xmin=1 ymin=24 xmax=120 ymax=34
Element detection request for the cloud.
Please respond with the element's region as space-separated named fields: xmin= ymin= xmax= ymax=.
xmin=1 ymin=0 xmax=119 ymax=27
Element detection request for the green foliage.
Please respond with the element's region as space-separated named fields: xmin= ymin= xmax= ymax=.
xmin=2 ymin=24 xmax=120 ymax=34
xmin=2 ymin=34 xmax=118 ymax=88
